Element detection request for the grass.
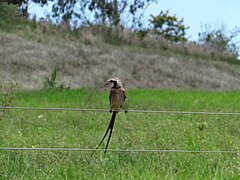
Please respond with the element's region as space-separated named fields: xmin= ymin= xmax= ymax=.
xmin=1 ymin=5 xmax=240 ymax=91
xmin=0 ymin=89 xmax=240 ymax=179
xmin=0 ymin=3 xmax=239 ymax=179
xmin=2 ymin=29 xmax=240 ymax=91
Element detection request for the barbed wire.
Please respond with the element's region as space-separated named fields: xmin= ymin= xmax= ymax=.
xmin=0 ymin=147 xmax=239 ymax=154
xmin=1 ymin=106 xmax=240 ymax=115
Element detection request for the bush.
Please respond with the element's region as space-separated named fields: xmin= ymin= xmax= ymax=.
xmin=0 ymin=2 xmax=29 ymax=32
xmin=149 ymin=10 xmax=189 ymax=43
xmin=0 ymin=2 xmax=19 ymax=17
xmin=198 ymin=25 xmax=240 ymax=60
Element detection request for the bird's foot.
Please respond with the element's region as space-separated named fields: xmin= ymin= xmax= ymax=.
xmin=120 ymin=106 xmax=128 ymax=114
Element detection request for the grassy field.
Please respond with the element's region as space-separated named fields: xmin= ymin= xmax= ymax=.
xmin=0 ymin=88 xmax=239 ymax=179
xmin=1 ymin=4 xmax=240 ymax=179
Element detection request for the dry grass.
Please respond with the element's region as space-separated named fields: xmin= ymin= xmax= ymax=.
xmin=1 ymin=30 xmax=240 ymax=91
xmin=84 ymin=26 xmax=238 ymax=60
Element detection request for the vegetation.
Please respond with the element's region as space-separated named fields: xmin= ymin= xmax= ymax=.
xmin=0 ymin=2 xmax=240 ymax=179
xmin=50 ymin=0 xmax=157 ymax=27
xmin=1 ymin=9 xmax=240 ymax=90
xmin=2 ymin=0 xmax=157 ymax=26
xmin=149 ymin=10 xmax=189 ymax=43
xmin=0 ymin=89 xmax=240 ymax=179
xmin=198 ymin=25 xmax=240 ymax=59
xmin=1 ymin=2 xmax=239 ymax=60
xmin=44 ymin=68 xmax=70 ymax=90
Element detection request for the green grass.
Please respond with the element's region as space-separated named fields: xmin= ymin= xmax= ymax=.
xmin=0 ymin=89 xmax=240 ymax=179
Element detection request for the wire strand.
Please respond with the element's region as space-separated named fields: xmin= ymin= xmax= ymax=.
xmin=0 ymin=147 xmax=239 ymax=154
xmin=1 ymin=107 xmax=239 ymax=155
xmin=0 ymin=106 xmax=107 ymax=112
xmin=1 ymin=106 xmax=240 ymax=115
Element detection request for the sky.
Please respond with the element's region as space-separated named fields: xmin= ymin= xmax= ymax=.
xmin=146 ymin=0 xmax=240 ymax=41
xmin=28 ymin=0 xmax=240 ymax=42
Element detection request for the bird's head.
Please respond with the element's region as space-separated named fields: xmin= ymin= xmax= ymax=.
xmin=105 ymin=77 xmax=123 ymax=88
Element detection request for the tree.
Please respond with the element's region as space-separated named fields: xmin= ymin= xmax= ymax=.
xmin=38 ymin=0 xmax=157 ymax=27
xmin=31 ymin=0 xmax=48 ymax=6
xmin=88 ymin=0 xmax=121 ymax=26
xmin=149 ymin=10 xmax=189 ymax=43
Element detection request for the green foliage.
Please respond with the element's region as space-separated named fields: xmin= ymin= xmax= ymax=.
xmin=88 ymin=0 xmax=121 ymax=26
xmin=135 ymin=29 xmax=149 ymax=39
xmin=0 ymin=89 xmax=240 ymax=178
xmin=0 ymin=2 xmax=34 ymax=32
xmin=101 ymin=27 xmax=124 ymax=45
xmin=198 ymin=25 xmax=240 ymax=59
xmin=0 ymin=2 xmax=19 ymax=17
xmin=0 ymin=0 xmax=30 ymax=17
xmin=1 ymin=3 xmax=239 ymax=63
xmin=49 ymin=0 xmax=157 ymax=27
xmin=1 ymin=0 xmax=23 ymax=6
xmin=44 ymin=68 xmax=70 ymax=90
xmin=149 ymin=10 xmax=189 ymax=42
xmin=44 ymin=68 xmax=57 ymax=88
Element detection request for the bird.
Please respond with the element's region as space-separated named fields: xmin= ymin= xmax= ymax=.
xmin=91 ymin=77 xmax=127 ymax=155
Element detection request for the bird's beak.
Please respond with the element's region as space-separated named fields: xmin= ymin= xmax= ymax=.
xmin=104 ymin=81 xmax=111 ymax=85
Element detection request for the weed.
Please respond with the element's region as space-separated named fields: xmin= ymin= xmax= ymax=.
xmin=44 ymin=68 xmax=70 ymax=90
xmin=44 ymin=68 xmax=57 ymax=89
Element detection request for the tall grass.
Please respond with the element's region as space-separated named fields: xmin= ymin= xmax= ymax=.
xmin=0 ymin=89 xmax=239 ymax=179
xmin=2 ymin=4 xmax=240 ymax=91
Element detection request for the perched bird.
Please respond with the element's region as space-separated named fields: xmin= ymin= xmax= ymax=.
xmin=92 ymin=77 xmax=127 ymax=155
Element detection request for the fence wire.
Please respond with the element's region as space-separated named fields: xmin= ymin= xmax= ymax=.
xmin=1 ymin=106 xmax=239 ymax=154
xmin=0 ymin=147 xmax=239 ymax=154
xmin=1 ymin=106 xmax=240 ymax=115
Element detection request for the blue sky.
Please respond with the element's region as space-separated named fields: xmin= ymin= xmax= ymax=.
xmin=146 ymin=0 xmax=240 ymax=41
xmin=29 ymin=0 xmax=240 ymax=42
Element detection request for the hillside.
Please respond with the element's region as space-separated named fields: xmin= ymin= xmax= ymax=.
xmin=1 ymin=26 xmax=240 ymax=91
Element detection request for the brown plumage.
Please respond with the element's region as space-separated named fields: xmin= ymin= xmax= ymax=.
xmin=92 ymin=77 xmax=126 ymax=155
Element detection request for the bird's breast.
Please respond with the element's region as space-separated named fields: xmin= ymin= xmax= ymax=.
xmin=110 ymin=88 xmax=124 ymax=110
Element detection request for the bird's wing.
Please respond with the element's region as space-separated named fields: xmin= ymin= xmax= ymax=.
xmin=109 ymin=94 xmax=111 ymax=107
xmin=123 ymin=88 xmax=126 ymax=102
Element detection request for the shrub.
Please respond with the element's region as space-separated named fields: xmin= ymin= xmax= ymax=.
xmin=198 ymin=25 xmax=240 ymax=60
xmin=0 ymin=2 xmax=19 ymax=18
xmin=149 ymin=10 xmax=189 ymax=43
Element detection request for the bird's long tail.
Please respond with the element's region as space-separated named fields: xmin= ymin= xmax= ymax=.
xmin=104 ymin=111 xmax=117 ymax=153
xmin=91 ymin=111 xmax=117 ymax=155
